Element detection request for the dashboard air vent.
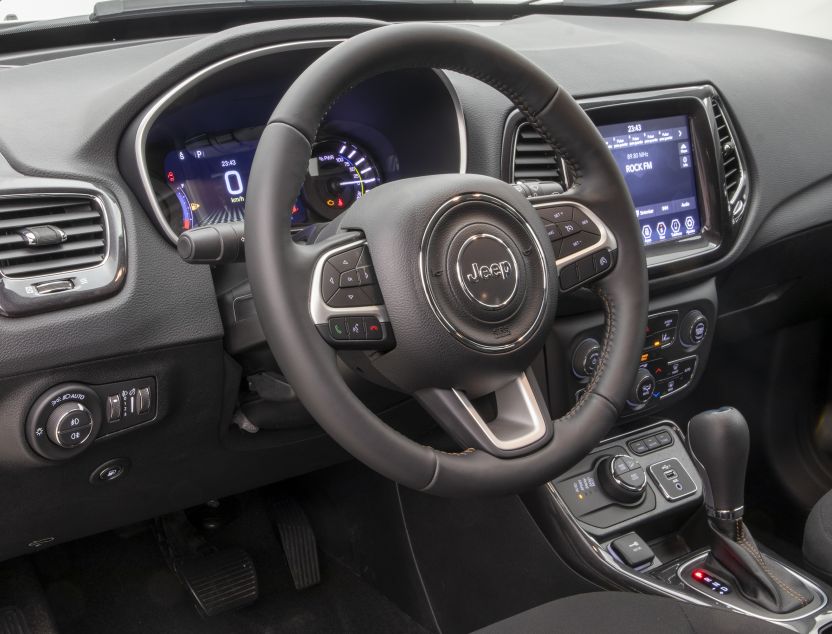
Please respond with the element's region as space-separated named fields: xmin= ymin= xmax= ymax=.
xmin=0 ymin=195 xmax=106 ymax=278
xmin=511 ymin=122 xmax=564 ymax=186
xmin=711 ymin=97 xmax=748 ymax=223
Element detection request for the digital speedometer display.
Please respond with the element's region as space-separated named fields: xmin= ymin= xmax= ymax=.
xmin=162 ymin=136 xmax=382 ymax=233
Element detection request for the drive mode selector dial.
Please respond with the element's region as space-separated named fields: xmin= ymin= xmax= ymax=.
xmin=46 ymin=402 xmax=93 ymax=448
xmin=598 ymin=454 xmax=647 ymax=504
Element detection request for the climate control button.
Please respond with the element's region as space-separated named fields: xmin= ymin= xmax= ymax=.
xmin=680 ymin=310 xmax=708 ymax=347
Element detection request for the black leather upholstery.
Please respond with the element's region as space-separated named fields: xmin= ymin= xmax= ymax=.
xmin=804 ymin=489 xmax=832 ymax=583
xmin=474 ymin=592 xmax=785 ymax=634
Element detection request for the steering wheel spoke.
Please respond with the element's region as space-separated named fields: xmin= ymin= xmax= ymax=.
xmin=533 ymin=198 xmax=618 ymax=292
xmin=415 ymin=372 xmax=553 ymax=458
xmin=307 ymin=234 xmax=395 ymax=350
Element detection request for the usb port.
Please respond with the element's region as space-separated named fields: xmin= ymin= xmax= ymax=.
xmin=664 ymin=470 xmax=677 ymax=480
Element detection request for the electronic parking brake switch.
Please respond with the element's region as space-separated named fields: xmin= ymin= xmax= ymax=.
xmin=610 ymin=532 xmax=655 ymax=569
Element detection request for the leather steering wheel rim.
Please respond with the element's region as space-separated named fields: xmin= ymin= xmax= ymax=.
xmin=246 ymin=23 xmax=648 ymax=497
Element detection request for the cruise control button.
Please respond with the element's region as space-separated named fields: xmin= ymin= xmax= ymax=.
xmin=365 ymin=317 xmax=383 ymax=340
xmin=329 ymin=247 xmax=363 ymax=273
xmin=321 ymin=262 xmax=340 ymax=301
xmin=538 ymin=206 xmax=573 ymax=224
xmin=544 ymin=223 xmax=560 ymax=241
xmin=573 ymin=209 xmax=601 ymax=235
xmin=328 ymin=317 xmax=348 ymax=340
xmin=558 ymin=232 xmax=598 ymax=258
xmin=340 ymin=270 xmax=361 ymax=288
xmin=556 ymin=220 xmax=579 ymax=238
xmin=346 ymin=316 xmax=366 ymax=340
xmin=327 ymin=288 xmax=370 ymax=308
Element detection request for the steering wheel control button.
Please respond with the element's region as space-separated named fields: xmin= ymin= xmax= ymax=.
xmin=346 ymin=316 xmax=366 ymax=340
xmin=556 ymin=220 xmax=579 ymax=238
xmin=593 ymin=250 xmax=612 ymax=274
xmin=365 ymin=317 xmax=383 ymax=340
xmin=339 ymin=270 xmax=361 ymax=288
xmin=538 ymin=206 xmax=573 ymax=224
xmin=558 ymin=232 xmax=598 ymax=259
xmin=321 ymin=262 xmax=340 ymax=301
xmin=680 ymin=310 xmax=708 ymax=347
xmin=328 ymin=317 xmax=349 ymax=340
xmin=648 ymin=458 xmax=697 ymax=502
xmin=610 ymin=533 xmax=655 ymax=569
xmin=543 ymin=223 xmax=559 ymax=241
xmin=329 ymin=246 xmax=363 ymax=273
xmin=573 ymin=210 xmax=601 ymax=236
xmin=559 ymin=263 xmax=580 ymax=290
xmin=357 ymin=266 xmax=375 ymax=285
xmin=456 ymin=234 xmax=519 ymax=309
xmin=328 ymin=288 xmax=370 ymax=308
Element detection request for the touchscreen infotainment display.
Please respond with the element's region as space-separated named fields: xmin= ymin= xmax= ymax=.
xmin=597 ymin=115 xmax=701 ymax=245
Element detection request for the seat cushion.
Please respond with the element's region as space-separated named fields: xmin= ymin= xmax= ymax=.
xmin=804 ymin=488 xmax=832 ymax=580
xmin=474 ymin=591 xmax=784 ymax=633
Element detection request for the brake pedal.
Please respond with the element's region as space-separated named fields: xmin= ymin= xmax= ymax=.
xmin=156 ymin=513 xmax=259 ymax=617
xmin=271 ymin=498 xmax=321 ymax=589
xmin=178 ymin=548 xmax=258 ymax=617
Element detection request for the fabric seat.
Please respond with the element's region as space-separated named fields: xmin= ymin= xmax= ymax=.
xmin=474 ymin=591 xmax=784 ymax=633
xmin=804 ymin=488 xmax=832 ymax=583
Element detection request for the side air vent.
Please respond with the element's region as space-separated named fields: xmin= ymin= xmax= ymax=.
xmin=0 ymin=195 xmax=106 ymax=278
xmin=511 ymin=122 xmax=565 ymax=186
xmin=711 ymin=97 xmax=748 ymax=223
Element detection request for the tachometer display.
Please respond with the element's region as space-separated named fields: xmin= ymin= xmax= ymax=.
xmin=302 ymin=140 xmax=381 ymax=219
xmin=162 ymin=135 xmax=382 ymax=234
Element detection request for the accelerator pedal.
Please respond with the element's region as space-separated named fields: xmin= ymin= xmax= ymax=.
xmin=156 ymin=513 xmax=258 ymax=617
xmin=271 ymin=498 xmax=321 ymax=589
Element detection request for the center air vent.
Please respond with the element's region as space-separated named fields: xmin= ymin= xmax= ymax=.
xmin=511 ymin=122 xmax=565 ymax=186
xmin=711 ymin=97 xmax=748 ymax=223
xmin=0 ymin=195 xmax=106 ymax=278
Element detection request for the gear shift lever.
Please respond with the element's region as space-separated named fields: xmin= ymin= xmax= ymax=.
xmin=687 ymin=407 xmax=812 ymax=614
xmin=688 ymin=406 xmax=749 ymax=521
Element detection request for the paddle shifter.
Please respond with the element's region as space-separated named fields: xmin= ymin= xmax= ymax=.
xmin=687 ymin=407 xmax=812 ymax=614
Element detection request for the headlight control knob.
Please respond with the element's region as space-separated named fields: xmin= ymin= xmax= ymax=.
xmin=46 ymin=402 xmax=94 ymax=448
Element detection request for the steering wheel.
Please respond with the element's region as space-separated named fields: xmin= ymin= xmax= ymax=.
xmin=246 ymin=23 xmax=648 ymax=497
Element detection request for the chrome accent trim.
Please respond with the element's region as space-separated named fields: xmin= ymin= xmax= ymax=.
xmin=134 ymin=41 xmax=468 ymax=245
xmin=419 ymin=193 xmax=549 ymax=352
xmin=532 ymin=199 xmax=618 ymax=269
xmin=455 ymin=233 xmax=518 ymax=309
xmin=134 ymin=40 xmax=343 ymax=245
xmin=309 ymin=239 xmax=389 ymax=325
xmin=678 ymin=552 xmax=828 ymax=623
xmin=707 ymin=506 xmax=744 ymax=521
xmin=451 ymin=372 xmax=547 ymax=451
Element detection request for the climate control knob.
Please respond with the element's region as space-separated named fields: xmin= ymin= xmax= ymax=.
xmin=46 ymin=402 xmax=93 ymax=448
xmin=680 ymin=310 xmax=708 ymax=348
xmin=628 ymin=368 xmax=656 ymax=407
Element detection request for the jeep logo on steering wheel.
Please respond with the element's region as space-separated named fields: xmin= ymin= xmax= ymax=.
xmin=456 ymin=234 xmax=519 ymax=309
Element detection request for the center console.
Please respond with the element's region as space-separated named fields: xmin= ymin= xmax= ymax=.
xmin=527 ymin=416 xmax=832 ymax=632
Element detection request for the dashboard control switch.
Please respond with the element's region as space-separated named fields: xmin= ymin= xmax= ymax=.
xmin=611 ymin=533 xmax=654 ymax=569
xmin=107 ymin=395 xmax=121 ymax=422
xmin=34 ymin=279 xmax=74 ymax=294
xmin=46 ymin=402 xmax=93 ymax=448
xmin=572 ymin=338 xmax=601 ymax=379
xmin=597 ymin=454 xmax=647 ymax=504
xmin=137 ymin=387 xmax=151 ymax=415
xmin=627 ymin=368 xmax=656 ymax=407
xmin=680 ymin=310 xmax=708 ymax=347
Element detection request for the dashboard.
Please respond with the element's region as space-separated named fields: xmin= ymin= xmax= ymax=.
xmin=0 ymin=11 xmax=830 ymax=564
